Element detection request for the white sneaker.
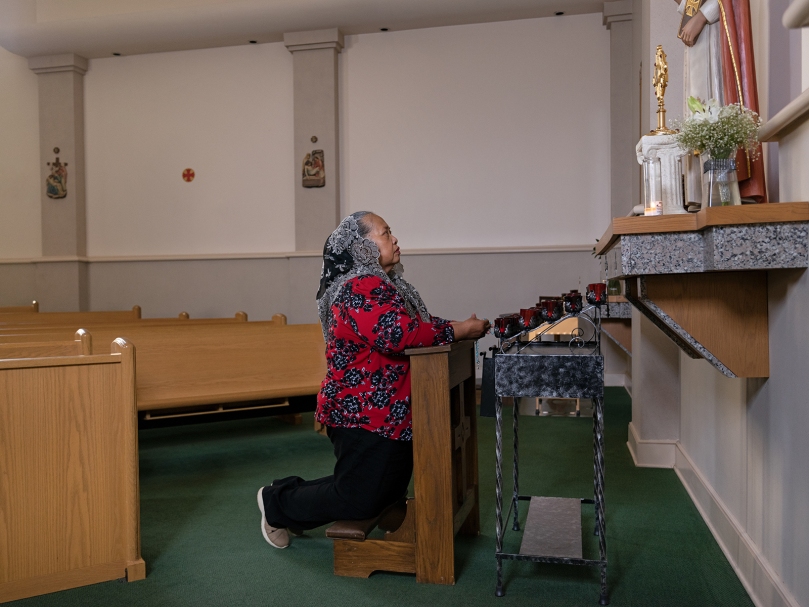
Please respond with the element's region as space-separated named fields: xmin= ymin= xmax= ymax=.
xmin=257 ymin=487 xmax=290 ymax=549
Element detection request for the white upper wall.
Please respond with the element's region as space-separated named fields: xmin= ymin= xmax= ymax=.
xmin=340 ymin=15 xmax=612 ymax=249
xmin=85 ymin=42 xmax=295 ymax=256
xmin=82 ymin=15 xmax=610 ymax=255
xmin=0 ymin=45 xmax=41 ymax=259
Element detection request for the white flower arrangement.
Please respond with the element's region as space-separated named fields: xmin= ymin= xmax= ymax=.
xmin=674 ymin=97 xmax=762 ymax=160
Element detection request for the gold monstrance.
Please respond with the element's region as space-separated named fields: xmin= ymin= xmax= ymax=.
xmin=649 ymin=45 xmax=677 ymax=135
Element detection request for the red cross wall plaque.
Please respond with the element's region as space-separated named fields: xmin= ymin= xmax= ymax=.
xmin=182 ymin=168 xmax=195 ymax=182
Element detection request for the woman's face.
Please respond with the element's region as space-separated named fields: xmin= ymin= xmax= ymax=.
xmin=363 ymin=214 xmax=400 ymax=273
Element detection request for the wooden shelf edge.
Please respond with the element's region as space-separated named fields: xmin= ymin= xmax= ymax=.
xmin=595 ymin=202 xmax=809 ymax=255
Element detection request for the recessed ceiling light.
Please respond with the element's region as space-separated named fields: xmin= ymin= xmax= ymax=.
xmin=380 ymin=28 xmax=389 ymax=31
xmin=555 ymin=11 xmax=564 ymax=15
xmin=112 ymin=52 xmax=121 ymax=56
xmin=249 ymin=40 xmax=257 ymax=44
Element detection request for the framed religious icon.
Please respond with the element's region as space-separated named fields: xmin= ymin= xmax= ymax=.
xmin=678 ymin=0 xmax=704 ymax=38
xmin=302 ymin=149 xmax=325 ymax=188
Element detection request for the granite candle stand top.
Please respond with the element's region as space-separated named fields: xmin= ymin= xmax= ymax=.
xmin=595 ymin=203 xmax=809 ymax=279
xmin=495 ymin=342 xmax=604 ymax=399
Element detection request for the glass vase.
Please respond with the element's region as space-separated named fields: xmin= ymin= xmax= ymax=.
xmin=702 ymin=158 xmax=741 ymax=207
xmin=642 ymin=157 xmax=663 ymax=216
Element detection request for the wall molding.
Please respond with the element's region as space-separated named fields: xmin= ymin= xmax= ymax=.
xmin=674 ymin=444 xmax=799 ymax=607
xmin=0 ymin=244 xmax=595 ymax=265
xmin=626 ymin=421 xmax=677 ymax=468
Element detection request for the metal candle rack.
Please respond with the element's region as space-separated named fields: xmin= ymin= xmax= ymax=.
xmin=492 ymin=285 xmax=608 ymax=604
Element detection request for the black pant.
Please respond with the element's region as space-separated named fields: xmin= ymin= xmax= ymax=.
xmin=261 ymin=426 xmax=413 ymax=531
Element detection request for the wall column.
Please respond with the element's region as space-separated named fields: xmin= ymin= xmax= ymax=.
xmin=603 ymin=1 xmax=636 ymax=218
xmin=284 ymin=29 xmax=343 ymax=251
xmin=29 ymin=53 xmax=89 ymax=311
xmin=628 ymin=307 xmax=681 ymax=467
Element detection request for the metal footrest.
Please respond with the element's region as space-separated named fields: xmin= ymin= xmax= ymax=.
xmin=519 ymin=497 xmax=582 ymax=558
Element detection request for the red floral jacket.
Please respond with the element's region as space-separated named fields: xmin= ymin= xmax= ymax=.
xmin=316 ymin=275 xmax=455 ymax=441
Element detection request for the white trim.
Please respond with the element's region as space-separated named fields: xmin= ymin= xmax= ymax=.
xmin=626 ymin=421 xmax=676 ymax=468
xmin=604 ymin=373 xmax=629 ymax=387
xmin=674 ymin=444 xmax=799 ymax=607
xmin=0 ymin=244 xmax=594 ymax=265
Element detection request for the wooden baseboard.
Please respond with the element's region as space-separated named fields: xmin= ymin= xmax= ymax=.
xmin=674 ymin=444 xmax=799 ymax=607
xmin=626 ymin=422 xmax=676 ymax=468
xmin=0 ymin=562 xmax=129 ymax=603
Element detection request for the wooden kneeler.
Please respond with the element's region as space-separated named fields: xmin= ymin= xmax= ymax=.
xmin=327 ymin=341 xmax=480 ymax=583
xmin=327 ymin=499 xmax=416 ymax=578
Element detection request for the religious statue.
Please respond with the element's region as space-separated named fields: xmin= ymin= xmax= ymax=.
xmin=45 ymin=156 xmax=68 ymax=199
xmin=649 ymin=46 xmax=676 ymax=136
xmin=674 ymin=0 xmax=766 ymax=204
xmin=302 ymin=149 xmax=325 ymax=188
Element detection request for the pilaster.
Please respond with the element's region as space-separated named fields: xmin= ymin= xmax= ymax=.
xmin=29 ymin=53 xmax=89 ymax=310
xmin=603 ymin=1 xmax=637 ymax=218
xmin=284 ymin=29 xmax=343 ymax=251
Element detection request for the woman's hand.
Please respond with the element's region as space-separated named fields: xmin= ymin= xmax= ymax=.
xmin=451 ymin=314 xmax=490 ymax=341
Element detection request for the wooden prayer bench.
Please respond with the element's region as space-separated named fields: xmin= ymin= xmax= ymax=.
xmin=0 ymin=300 xmax=38 ymax=314
xmin=325 ymin=342 xmax=480 ymax=584
xmin=326 ymin=499 xmax=416 ymax=577
xmin=0 ymin=339 xmax=144 ymax=603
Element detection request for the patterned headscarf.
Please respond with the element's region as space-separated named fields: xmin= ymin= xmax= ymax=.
xmin=316 ymin=213 xmax=431 ymax=339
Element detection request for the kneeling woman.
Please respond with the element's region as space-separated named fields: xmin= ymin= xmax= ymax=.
xmin=257 ymin=211 xmax=489 ymax=548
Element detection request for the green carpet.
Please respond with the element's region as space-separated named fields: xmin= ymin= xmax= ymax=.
xmin=12 ymin=388 xmax=753 ymax=606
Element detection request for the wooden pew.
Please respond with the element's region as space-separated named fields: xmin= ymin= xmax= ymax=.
xmin=0 ymin=339 xmax=144 ymax=603
xmin=0 ymin=312 xmax=259 ymax=343
xmin=0 ymin=318 xmax=320 ymax=423
xmin=0 ymin=329 xmax=92 ymax=358
xmin=0 ymin=301 xmax=38 ymax=314
xmin=1 ymin=321 xmax=324 ymax=417
xmin=104 ymin=322 xmax=325 ymax=413
xmin=0 ymin=305 xmax=142 ymax=326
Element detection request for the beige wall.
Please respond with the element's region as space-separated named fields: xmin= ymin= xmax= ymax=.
xmin=74 ymin=16 xmax=612 ymax=259
xmin=80 ymin=249 xmax=601 ymax=327
xmin=340 ymin=15 xmax=611 ymax=249
xmin=0 ymin=46 xmax=41 ymax=259
xmin=84 ymin=43 xmax=295 ymax=256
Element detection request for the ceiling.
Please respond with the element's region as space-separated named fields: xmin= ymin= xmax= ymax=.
xmin=0 ymin=0 xmax=602 ymax=59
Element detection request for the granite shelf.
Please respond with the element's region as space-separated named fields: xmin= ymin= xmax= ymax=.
xmin=595 ymin=203 xmax=809 ymax=378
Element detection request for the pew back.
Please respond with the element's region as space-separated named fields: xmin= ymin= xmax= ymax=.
xmin=0 ymin=312 xmax=268 ymax=343
xmin=0 ymin=339 xmax=144 ymax=602
xmin=0 ymin=306 xmax=142 ymax=326
xmin=0 ymin=301 xmax=38 ymax=314
xmin=93 ymin=322 xmax=326 ymax=410
xmin=0 ymin=330 xmax=92 ymax=358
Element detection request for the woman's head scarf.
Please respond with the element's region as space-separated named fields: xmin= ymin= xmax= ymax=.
xmin=316 ymin=213 xmax=431 ymax=339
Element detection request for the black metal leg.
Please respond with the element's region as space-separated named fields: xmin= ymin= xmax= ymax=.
xmin=494 ymin=395 xmax=506 ymax=597
xmin=594 ymin=395 xmax=608 ymax=605
xmin=512 ymin=397 xmax=520 ymax=531
xmin=592 ymin=405 xmax=597 ymax=536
